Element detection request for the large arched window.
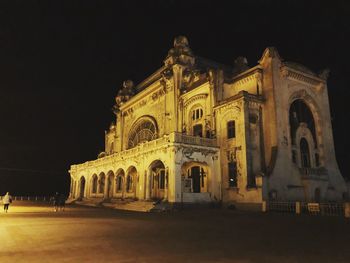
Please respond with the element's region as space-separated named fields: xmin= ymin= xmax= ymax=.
xmin=127 ymin=117 xmax=158 ymax=149
xmin=300 ymin=138 xmax=311 ymax=168
xmin=289 ymin=99 xmax=317 ymax=146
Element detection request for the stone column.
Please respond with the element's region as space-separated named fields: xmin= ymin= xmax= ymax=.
xmin=104 ymin=176 xmax=109 ymax=199
xmin=164 ymin=168 xmax=169 ymax=201
xmin=145 ymin=171 xmax=151 ymax=200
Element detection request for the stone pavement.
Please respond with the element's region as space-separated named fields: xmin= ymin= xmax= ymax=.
xmin=0 ymin=201 xmax=350 ymax=263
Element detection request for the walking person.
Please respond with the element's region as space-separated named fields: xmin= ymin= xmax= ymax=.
xmin=53 ymin=192 xmax=60 ymax=212
xmin=2 ymin=192 xmax=13 ymax=213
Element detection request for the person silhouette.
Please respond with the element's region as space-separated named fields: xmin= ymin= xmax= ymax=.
xmin=2 ymin=192 xmax=13 ymax=213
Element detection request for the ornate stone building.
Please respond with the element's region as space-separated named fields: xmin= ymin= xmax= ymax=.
xmin=69 ymin=36 xmax=347 ymax=207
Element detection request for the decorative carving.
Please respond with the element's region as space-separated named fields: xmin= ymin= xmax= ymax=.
xmin=114 ymin=80 xmax=136 ymax=112
xmin=160 ymin=68 xmax=173 ymax=91
xmin=183 ymin=93 xmax=208 ymax=108
xmin=281 ymin=66 xmax=324 ymax=87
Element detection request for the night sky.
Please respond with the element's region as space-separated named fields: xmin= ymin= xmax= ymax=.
xmin=0 ymin=0 xmax=349 ymax=195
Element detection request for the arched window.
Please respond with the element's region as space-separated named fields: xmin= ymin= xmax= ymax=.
xmin=192 ymin=108 xmax=203 ymax=120
xmin=289 ymin=99 xmax=317 ymax=146
xmin=300 ymin=138 xmax=311 ymax=168
xmin=128 ymin=118 xmax=158 ymax=149
xmin=92 ymin=175 xmax=98 ymax=194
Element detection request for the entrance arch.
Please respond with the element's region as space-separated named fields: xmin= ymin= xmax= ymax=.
xmin=148 ymin=160 xmax=166 ymax=200
xmin=79 ymin=176 xmax=86 ymax=199
xmin=182 ymin=163 xmax=209 ymax=193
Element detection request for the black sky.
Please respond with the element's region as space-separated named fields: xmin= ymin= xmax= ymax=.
xmin=0 ymin=0 xmax=349 ymax=195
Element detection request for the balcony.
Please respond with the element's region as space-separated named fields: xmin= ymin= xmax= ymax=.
xmin=171 ymin=132 xmax=218 ymax=148
xmin=299 ymin=167 xmax=329 ymax=181
xmin=71 ymin=132 xmax=218 ymax=172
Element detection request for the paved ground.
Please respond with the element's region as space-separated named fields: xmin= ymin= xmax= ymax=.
xmin=0 ymin=202 xmax=349 ymax=263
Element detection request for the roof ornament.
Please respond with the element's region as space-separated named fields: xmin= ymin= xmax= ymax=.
xmin=114 ymin=80 xmax=136 ymax=113
xmin=232 ymin=56 xmax=250 ymax=76
xmin=165 ymin=36 xmax=195 ymax=66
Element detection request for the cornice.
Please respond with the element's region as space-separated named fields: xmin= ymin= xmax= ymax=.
xmin=280 ymin=66 xmax=325 ymax=87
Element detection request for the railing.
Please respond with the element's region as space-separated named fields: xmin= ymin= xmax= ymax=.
xmin=268 ymin=201 xmax=296 ymax=213
xmin=173 ymin=132 xmax=218 ymax=147
xmin=0 ymin=196 xmax=51 ymax=202
xmin=267 ymin=201 xmax=347 ymax=217
xmin=71 ymin=132 xmax=218 ymax=171
xmin=300 ymin=202 xmax=344 ymax=216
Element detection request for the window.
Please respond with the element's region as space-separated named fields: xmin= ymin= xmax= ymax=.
xmin=289 ymin=99 xmax=317 ymax=146
xmin=228 ymin=162 xmax=237 ymax=187
xmin=300 ymin=138 xmax=311 ymax=168
xmin=128 ymin=118 xmax=157 ymax=149
xmin=192 ymin=108 xmax=203 ymax=120
xmin=227 ymin=120 xmax=236 ymax=139
xmin=193 ymin=124 xmax=203 ymax=137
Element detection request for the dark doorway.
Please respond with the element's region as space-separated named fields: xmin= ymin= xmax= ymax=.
xmin=191 ymin=166 xmax=201 ymax=193
xmin=193 ymin=124 xmax=203 ymax=137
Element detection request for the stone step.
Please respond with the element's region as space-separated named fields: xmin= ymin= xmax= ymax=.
xmin=102 ymin=200 xmax=155 ymax=212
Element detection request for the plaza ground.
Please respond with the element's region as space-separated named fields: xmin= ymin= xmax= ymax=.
xmin=0 ymin=202 xmax=349 ymax=263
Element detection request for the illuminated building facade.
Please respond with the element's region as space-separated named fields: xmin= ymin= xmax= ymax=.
xmin=69 ymin=36 xmax=347 ymax=208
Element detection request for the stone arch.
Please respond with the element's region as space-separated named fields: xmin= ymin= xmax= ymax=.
xmin=126 ymin=166 xmax=137 ymax=194
xmin=148 ymin=160 xmax=167 ymax=199
xmin=296 ymin=127 xmax=315 ymax=168
xmin=289 ymin=92 xmax=323 ymax=168
xmin=288 ymin=90 xmax=323 ymax=147
xmin=127 ymin=116 xmax=158 ymax=149
xmin=115 ymin=168 xmax=125 ymax=194
xmin=181 ymin=162 xmax=210 ymax=193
